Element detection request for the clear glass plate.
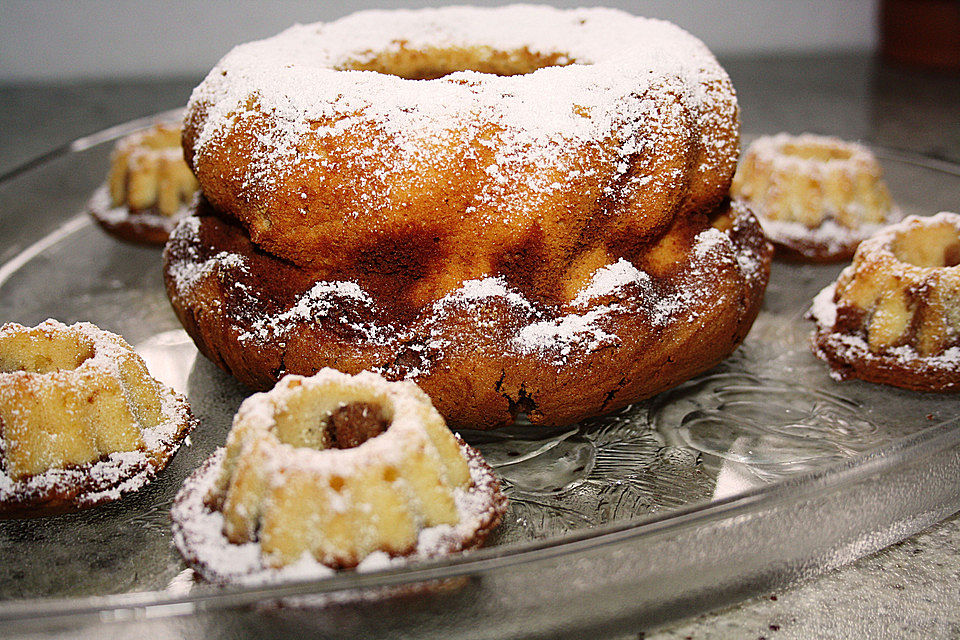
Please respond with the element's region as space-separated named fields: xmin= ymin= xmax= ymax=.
xmin=0 ymin=116 xmax=958 ymax=638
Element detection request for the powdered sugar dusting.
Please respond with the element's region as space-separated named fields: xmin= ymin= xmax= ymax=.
xmin=172 ymin=438 xmax=505 ymax=587
xmin=187 ymin=5 xmax=735 ymax=223
xmin=808 ymin=238 xmax=960 ymax=391
xmin=87 ymin=185 xmax=192 ymax=226
xmin=733 ymin=133 xmax=901 ymax=257
xmin=169 ymin=204 xmax=761 ymax=374
xmin=514 ymin=306 xmax=620 ymax=361
xmin=761 ymin=217 xmax=895 ymax=255
xmin=165 ymin=218 xmax=248 ymax=296
xmin=437 ymin=276 xmax=532 ymax=309
xmin=513 ymin=228 xmax=738 ymax=364
xmin=744 ymin=132 xmax=881 ymax=179
xmin=240 ymin=279 xmax=385 ymax=345
xmin=810 ymin=282 xmax=839 ymax=329
xmin=572 ymin=258 xmax=651 ymax=306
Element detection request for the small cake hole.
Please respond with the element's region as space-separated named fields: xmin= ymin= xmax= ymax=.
xmin=382 ymin=466 xmax=398 ymax=482
xmin=329 ymin=475 xmax=345 ymax=492
xmin=892 ymin=226 xmax=960 ymax=268
xmin=327 ymin=402 xmax=390 ymax=449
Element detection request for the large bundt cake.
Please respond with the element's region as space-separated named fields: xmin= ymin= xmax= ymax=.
xmin=0 ymin=320 xmax=194 ymax=515
xmin=171 ymin=369 xmax=506 ymax=584
xmin=89 ymin=122 xmax=198 ymax=245
xmin=732 ymin=133 xmax=900 ymax=262
xmin=164 ymin=6 xmax=772 ymax=428
xmin=811 ymin=212 xmax=960 ymax=391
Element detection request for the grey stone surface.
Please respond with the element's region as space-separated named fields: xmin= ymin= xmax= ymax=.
xmin=643 ymin=513 xmax=960 ymax=639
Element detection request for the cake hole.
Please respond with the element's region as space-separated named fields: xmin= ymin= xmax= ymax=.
xmin=326 ymin=402 xmax=390 ymax=449
xmin=340 ymin=47 xmax=574 ymax=80
xmin=329 ymin=475 xmax=345 ymax=492
xmin=780 ymin=142 xmax=853 ymax=163
xmin=945 ymin=242 xmax=960 ymax=267
xmin=892 ymin=225 xmax=960 ymax=268
xmin=382 ymin=466 xmax=398 ymax=483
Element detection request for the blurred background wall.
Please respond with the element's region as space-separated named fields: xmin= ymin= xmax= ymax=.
xmin=1 ymin=0 xmax=880 ymax=81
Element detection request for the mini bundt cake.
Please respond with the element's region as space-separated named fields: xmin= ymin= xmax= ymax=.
xmin=88 ymin=122 xmax=198 ymax=245
xmin=732 ymin=133 xmax=900 ymax=262
xmin=171 ymin=369 xmax=506 ymax=584
xmin=811 ymin=212 xmax=960 ymax=391
xmin=164 ymin=6 xmax=773 ymax=429
xmin=0 ymin=319 xmax=194 ymax=515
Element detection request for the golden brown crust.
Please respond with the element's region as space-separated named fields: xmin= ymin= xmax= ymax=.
xmin=181 ymin=8 xmax=740 ymax=308
xmin=185 ymin=101 xmax=721 ymax=308
xmin=163 ymin=197 xmax=771 ymax=428
xmin=809 ymin=212 xmax=960 ymax=392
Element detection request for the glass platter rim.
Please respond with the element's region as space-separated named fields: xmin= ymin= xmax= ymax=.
xmin=1 ymin=112 xmax=959 ymax=623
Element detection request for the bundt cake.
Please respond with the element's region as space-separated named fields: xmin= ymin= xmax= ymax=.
xmin=732 ymin=133 xmax=900 ymax=262
xmin=811 ymin=212 xmax=960 ymax=391
xmin=165 ymin=6 xmax=772 ymax=429
xmin=171 ymin=369 xmax=506 ymax=584
xmin=88 ymin=122 xmax=198 ymax=245
xmin=0 ymin=319 xmax=194 ymax=515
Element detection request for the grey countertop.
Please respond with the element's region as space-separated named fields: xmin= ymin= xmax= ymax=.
xmin=1 ymin=53 xmax=959 ymax=638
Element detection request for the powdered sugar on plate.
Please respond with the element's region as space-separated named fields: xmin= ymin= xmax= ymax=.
xmin=761 ymin=217 xmax=897 ymax=257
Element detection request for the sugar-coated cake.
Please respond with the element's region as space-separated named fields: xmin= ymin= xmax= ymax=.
xmin=89 ymin=122 xmax=198 ymax=245
xmin=732 ymin=133 xmax=900 ymax=262
xmin=171 ymin=369 xmax=506 ymax=584
xmin=811 ymin=212 xmax=960 ymax=391
xmin=0 ymin=319 xmax=194 ymax=515
xmin=165 ymin=5 xmax=772 ymax=428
